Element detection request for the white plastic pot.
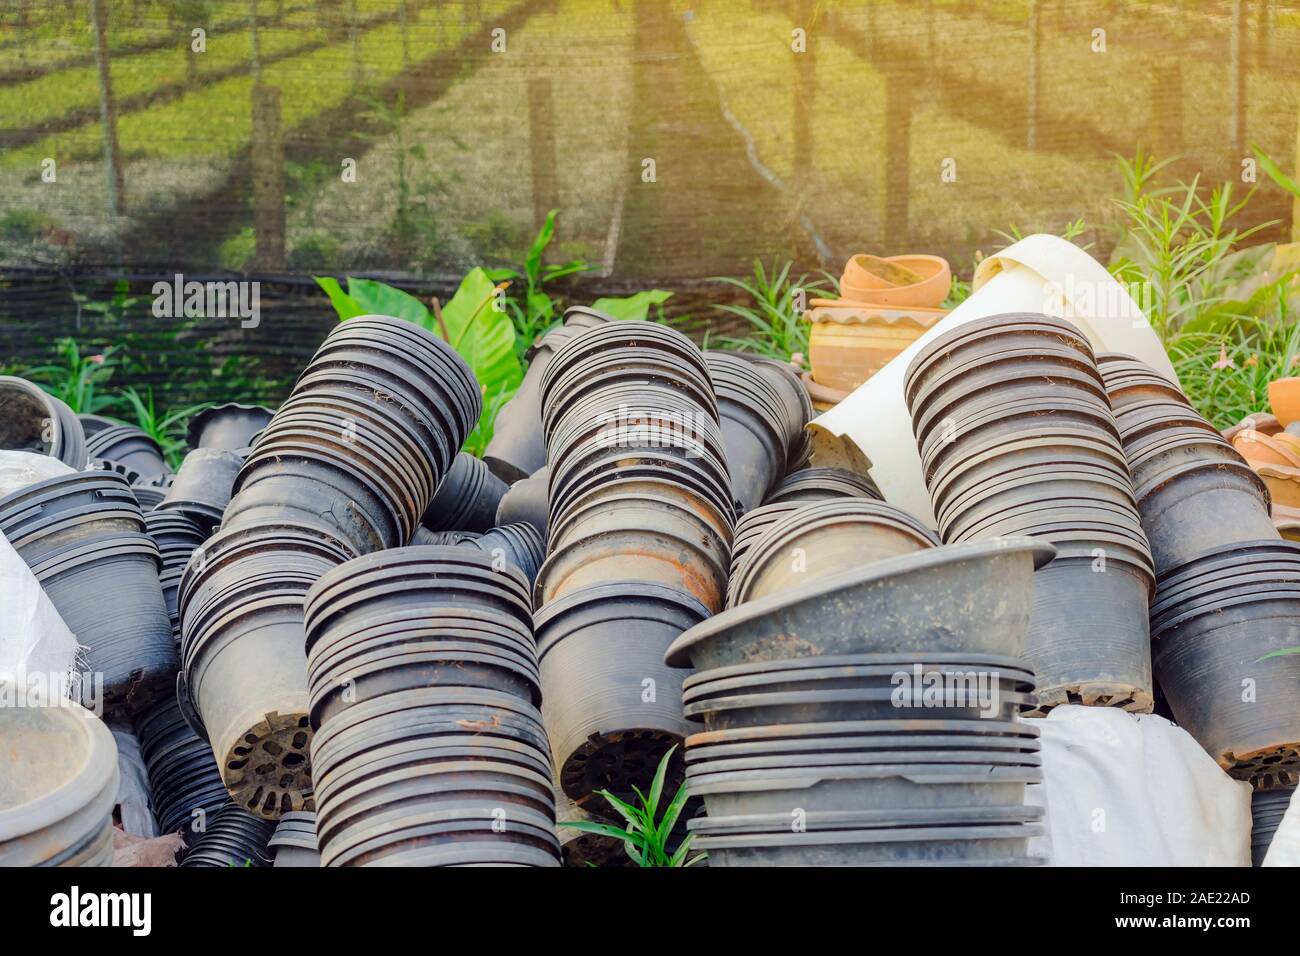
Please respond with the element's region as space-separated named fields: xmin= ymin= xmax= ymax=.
xmin=809 ymin=236 xmax=1178 ymax=525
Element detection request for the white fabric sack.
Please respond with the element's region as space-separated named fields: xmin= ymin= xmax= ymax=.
xmin=0 ymin=449 xmax=74 ymax=498
xmin=0 ymin=530 xmax=81 ymax=699
xmin=1263 ymin=788 xmax=1300 ymax=866
xmin=1025 ymin=706 xmax=1252 ymax=866
xmin=110 ymin=724 xmax=158 ymax=839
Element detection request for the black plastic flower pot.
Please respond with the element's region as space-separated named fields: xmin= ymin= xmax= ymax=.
xmin=156 ymin=447 xmax=244 ymax=532
xmin=734 ymin=354 xmax=814 ymax=471
xmin=78 ymin=414 xmax=119 ymax=440
xmin=692 ymin=820 xmax=1042 ymax=867
xmin=732 ymin=498 xmax=940 ymax=604
xmin=421 ymin=452 xmax=509 ymax=533
xmin=483 ymin=351 xmax=554 ymax=483
xmin=495 ymin=465 xmax=549 ymax=535
xmin=186 ymin=402 xmax=275 ymax=452
xmin=688 ymin=762 xmax=1042 ymax=820
xmin=132 ymin=696 xmax=226 ymax=836
xmin=0 ymin=375 xmax=87 ymax=469
xmin=308 ymin=686 xmax=551 ymax=788
xmin=1251 ymin=785 xmax=1295 ymax=866
xmin=1134 ymin=460 xmax=1277 ymax=577
xmin=713 ymin=391 xmax=788 ymax=514
xmin=1020 ymin=553 xmax=1154 ymax=714
xmin=0 ymin=702 xmax=118 ymax=867
xmin=471 ymin=522 xmax=547 ymax=585
xmin=179 ymin=803 xmax=276 ymax=867
xmin=536 ymin=488 xmax=733 ymax=612
xmin=1150 ymin=540 xmax=1300 ymax=617
xmin=763 ymin=466 xmax=882 ymax=504
xmin=533 ymin=580 xmax=710 ymax=809
xmin=319 ymin=806 xmax=561 ymax=868
xmin=1152 ymin=593 xmax=1300 ymax=786
xmin=85 ymin=423 xmax=168 ymax=479
xmin=269 ymin=811 xmax=320 ymax=867
xmin=27 ymin=532 xmax=176 ymax=712
xmin=0 ymin=470 xmax=145 ymax=560
xmin=549 ymin=454 xmax=736 ymax=534
xmin=667 ymin=538 xmax=1053 ymax=670
xmin=539 ymin=321 xmax=712 ymax=404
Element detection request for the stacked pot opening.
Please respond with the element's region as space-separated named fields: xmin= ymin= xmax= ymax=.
xmin=179 ymin=803 xmax=277 ymax=867
xmin=666 ymin=510 xmax=1051 ymax=866
xmin=133 ymin=695 xmax=228 ymax=837
xmin=0 ymin=374 xmax=87 ymax=469
xmin=1096 ymin=353 xmax=1299 ymax=792
xmin=303 ymin=547 xmax=559 ymax=866
xmin=534 ymin=318 xmax=735 ymax=815
xmin=904 ymin=313 xmax=1156 ymax=715
xmin=0 ymin=470 xmax=177 ymax=712
xmin=178 ymin=315 xmax=479 ymax=819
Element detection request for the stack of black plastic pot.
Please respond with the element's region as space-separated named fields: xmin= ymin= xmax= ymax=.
xmin=179 ymin=803 xmax=277 ymax=867
xmin=1096 ymin=355 xmax=1300 ymax=790
xmin=0 ymin=374 xmax=87 ymax=467
xmin=533 ymin=319 xmax=734 ymax=814
xmin=903 ymin=314 xmax=1156 ymax=715
xmin=269 ymin=811 xmax=320 ymax=867
xmin=763 ymin=466 xmax=882 ymax=504
xmin=86 ymin=422 xmax=169 ymax=480
xmin=705 ymin=351 xmax=814 ymax=512
xmin=666 ymin=506 xmax=1051 ymax=866
xmin=0 ymin=470 xmax=176 ymax=713
xmin=1251 ymin=786 xmax=1295 ymax=866
xmin=178 ymin=315 xmax=479 ymax=819
xmin=483 ymin=307 xmax=613 ymax=483
xmin=156 ymin=447 xmax=245 ymax=533
xmin=133 ymin=696 xmax=227 ymax=836
xmin=303 ymin=547 xmax=559 ymax=866
xmin=186 ymin=402 xmax=275 ymax=453
xmin=144 ymin=510 xmax=207 ymax=643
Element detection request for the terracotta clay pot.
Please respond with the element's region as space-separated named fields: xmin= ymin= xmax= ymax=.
xmin=1268 ymin=377 xmax=1300 ymax=426
xmin=809 ymin=305 xmax=946 ymax=392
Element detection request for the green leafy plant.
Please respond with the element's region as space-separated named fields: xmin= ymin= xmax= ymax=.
xmin=487 ymin=209 xmax=591 ymax=354
xmin=1108 ymin=150 xmax=1274 ymax=338
xmin=22 ymin=337 xmax=121 ymax=415
xmin=120 ymin=386 xmax=211 ymax=469
xmin=561 ymin=746 xmax=704 ymax=867
xmin=316 ymin=269 xmax=524 ymax=455
xmin=710 ymin=259 xmax=832 ymax=361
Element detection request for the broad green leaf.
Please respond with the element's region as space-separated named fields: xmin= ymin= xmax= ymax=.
xmin=525 ymin=210 xmax=558 ymax=283
xmin=594 ymin=789 xmax=646 ymax=833
xmin=344 ymin=278 xmax=433 ymax=330
xmin=562 ymin=820 xmax=635 ymax=841
xmin=592 ymin=289 xmax=673 ymax=322
xmin=440 ymin=267 xmax=524 ymax=449
xmin=656 ymin=781 xmax=691 ymax=845
xmin=314 ymin=276 xmax=365 ymax=320
xmin=646 ymin=744 xmax=676 ymax=820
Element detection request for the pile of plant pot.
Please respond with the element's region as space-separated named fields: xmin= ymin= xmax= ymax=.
xmin=1251 ymin=786 xmax=1295 ymax=866
xmin=85 ymin=422 xmax=169 ymax=481
xmin=178 ymin=315 xmax=479 ymax=818
xmin=532 ymin=318 xmax=735 ymax=813
xmin=156 ymin=446 xmax=245 ymax=533
xmin=421 ymin=452 xmax=509 ymax=533
xmin=0 ymin=470 xmax=177 ymax=712
xmin=763 ymin=465 xmax=882 ymax=504
xmin=0 ymin=702 xmax=119 ymax=867
xmin=904 ymin=314 xmax=1156 ymax=715
xmin=0 ymin=374 xmax=87 ymax=468
xmin=1095 ymin=354 xmax=1299 ymax=786
xmin=269 ymin=811 xmax=320 ymax=867
xmin=186 ymin=402 xmax=274 ymax=453
xmin=179 ymin=803 xmax=277 ymax=867
xmin=666 ymin=521 xmax=1052 ymax=866
xmin=303 ymin=547 xmax=559 ymax=866
xmin=144 ymin=510 xmax=207 ymax=641
xmin=132 ymin=696 xmax=228 ymax=837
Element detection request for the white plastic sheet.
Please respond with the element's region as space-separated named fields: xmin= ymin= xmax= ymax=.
xmin=0 ymin=449 xmax=74 ymax=498
xmin=1025 ymin=706 xmax=1252 ymax=866
xmin=0 ymin=530 xmax=81 ymax=700
xmin=110 ymin=724 xmax=158 ymax=839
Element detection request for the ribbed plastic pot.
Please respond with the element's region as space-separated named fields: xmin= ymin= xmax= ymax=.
xmin=536 ymin=490 xmax=732 ymax=612
xmin=132 ymin=696 xmax=226 ymax=836
xmin=156 ymin=447 xmax=244 ymax=531
xmin=0 ymin=470 xmax=144 ymax=563
xmin=549 ymin=454 xmax=736 ymax=534
xmin=1134 ymin=460 xmax=1276 ymax=576
xmin=77 ymin=414 xmax=119 ymax=440
xmin=1152 ymin=592 xmax=1300 ymax=786
xmin=483 ymin=347 xmax=555 ymax=483
xmin=421 ymin=452 xmax=509 ymax=533
xmin=28 ymin=532 xmax=176 ymax=711
xmin=1021 ymin=553 xmax=1153 ymax=714
xmin=0 ymin=703 xmax=118 ymax=867
xmin=471 ymin=523 xmax=547 ymax=585
xmin=495 ymin=465 xmax=549 ymax=535
xmin=85 ymin=424 xmax=167 ymax=479
xmin=727 ymin=501 xmax=806 ymax=606
xmin=269 ymin=811 xmax=320 ymax=867
xmin=764 ymin=466 xmax=882 ymax=504
xmin=186 ymin=403 xmax=275 ymax=452
xmin=534 ymin=581 xmax=709 ymax=809
xmin=0 ymin=375 xmax=87 ymax=468
xmin=180 ymin=803 xmax=276 ymax=867
xmin=732 ymin=498 xmax=939 ymax=604
xmin=693 ymin=819 xmax=1042 ymax=867
xmin=1251 ymin=786 xmax=1295 ymax=866
xmin=667 ymin=538 xmax=1053 ymax=670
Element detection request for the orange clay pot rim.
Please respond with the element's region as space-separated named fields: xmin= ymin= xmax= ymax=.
xmin=1233 ymin=431 xmax=1300 ymax=467
xmin=799 ymin=370 xmax=852 ymax=403
xmin=842 ymin=253 xmax=948 ymax=289
xmin=807 ymin=301 xmax=948 ymax=322
xmin=1253 ymin=460 xmax=1300 ymax=479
